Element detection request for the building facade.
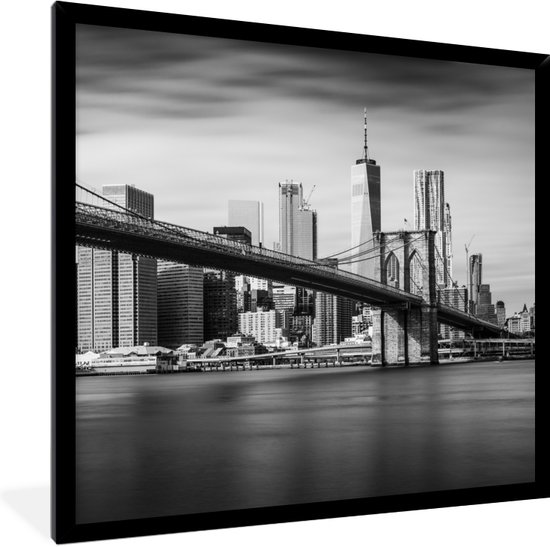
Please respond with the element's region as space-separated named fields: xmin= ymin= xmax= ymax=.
xmin=438 ymin=285 xmax=468 ymax=340
xmin=278 ymin=181 xmax=317 ymax=260
xmin=203 ymin=270 xmax=237 ymax=342
xmin=413 ymin=169 xmax=452 ymax=288
xmin=213 ymin=226 xmax=252 ymax=245
xmin=469 ymin=253 xmax=482 ymax=314
xmin=312 ymin=259 xmax=353 ymax=346
xmin=238 ymin=310 xmax=283 ymax=344
xmin=496 ymin=300 xmax=506 ymax=328
xmin=477 ymin=284 xmax=498 ymax=325
xmin=77 ymin=184 xmax=157 ymax=352
xmin=350 ymin=109 xmax=381 ymax=280
xmin=157 ymin=261 xmax=204 ymax=349
xmin=312 ymin=292 xmax=354 ymax=346
xmin=227 ymin=200 xmax=263 ymax=246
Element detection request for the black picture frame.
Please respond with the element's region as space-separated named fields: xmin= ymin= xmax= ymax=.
xmin=52 ymin=1 xmax=549 ymax=543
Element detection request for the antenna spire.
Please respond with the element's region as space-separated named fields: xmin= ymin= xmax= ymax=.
xmin=363 ymin=107 xmax=369 ymax=161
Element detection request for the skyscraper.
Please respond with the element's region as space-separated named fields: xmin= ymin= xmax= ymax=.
xmin=350 ymin=109 xmax=381 ymax=279
xmin=413 ymin=170 xmax=451 ymax=287
xmin=496 ymin=300 xmax=506 ymax=328
xmin=213 ymin=226 xmax=252 ymax=245
xmin=228 ymin=200 xmax=263 ymax=246
xmin=203 ymin=270 xmax=237 ymax=341
xmin=477 ymin=284 xmax=498 ymax=325
xmin=312 ymin=259 xmax=353 ymax=346
xmin=469 ymin=253 xmax=482 ymax=314
xmin=76 ymin=184 xmax=157 ymax=352
xmin=278 ymin=181 xmax=317 ymax=260
xmin=278 ymin=180 xmax=317 ymax=345
xmin=157 ymin=261 xmax=204 ymax=349
xmin=438 ymin=285 xmax=468 ymax=340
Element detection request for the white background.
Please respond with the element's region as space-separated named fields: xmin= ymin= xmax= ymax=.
xmin=1 ymin=1 xmax=547 ymax=546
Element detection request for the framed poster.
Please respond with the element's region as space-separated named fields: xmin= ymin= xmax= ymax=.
xmin=52 ymin=1 xmax=549 ymax=543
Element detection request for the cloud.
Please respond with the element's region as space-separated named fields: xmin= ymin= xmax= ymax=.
xmin=75 ymin=24 xmax=535 ymax=315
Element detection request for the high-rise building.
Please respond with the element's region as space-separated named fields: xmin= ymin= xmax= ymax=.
xmin=290 ymin=314 xmax=313 ymax=347
xmin=468 ymin=254 xmax=483 ymax=314
xmin=496 ymin=301 xmax=506 ymax=328
xmin=157 ymin=261 xmax=204 ymax=349
xmin=312 ymin=259 xmax=353 ymax=346
xmin=238 ymin=310 xmax=283 ymax=345
xmin=477 ymin=284 xmax=498 ymax=325
xmin=213 ymin=226 xmax=252 ymax=245
xmin=413 ymin=170 xmax=452 ymax=287
xmin=203 ymin=270 xmax=237 ymax=341
xmin=279 ymin=181 xmax=317 ymax=260
xmin=519 ymin=304 xmax=531 ymax=332
xmin=506 ymin=314 xmax=522 ymax=334
xmin=77 ymin=247 xmax=119 ymax=352
xmin=444 ymin=203 xmax=453 ymax=282
xmin=228 ymin=200 xmax=263 ymax=246
xmin=313 ymin=293 xmax=354 ymax=346
xmin=350 ymin=109 xmax=381 ymax=279
xmin=76 ymin=184 xmax=157 ymax=352
xmin=272 ymin=283 xmax=297 ymax=312
xmin=438 ymin=285 xmax=468 ymax=340
xmin=278 ymin=180 xmax=317 ymax=343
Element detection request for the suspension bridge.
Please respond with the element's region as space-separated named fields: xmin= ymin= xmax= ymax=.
xmin=75 ymin=183 xmax=502 ymax=366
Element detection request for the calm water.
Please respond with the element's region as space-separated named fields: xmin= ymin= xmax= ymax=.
xmin=76 ymin=360 xmax=535 ymax=524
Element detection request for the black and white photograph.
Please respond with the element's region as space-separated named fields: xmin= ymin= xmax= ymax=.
xmin=1 ymin=1 xmax=549 ymax=547
xmin=72 ymin=9 xmax=541 ymax=525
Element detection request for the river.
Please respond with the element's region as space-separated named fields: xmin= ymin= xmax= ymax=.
xmin=75 ymin=359 xmax=535 ymax=524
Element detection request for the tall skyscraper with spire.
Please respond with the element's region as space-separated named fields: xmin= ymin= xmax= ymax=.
xmin=350 ymin=108 xmax=381 ymax=279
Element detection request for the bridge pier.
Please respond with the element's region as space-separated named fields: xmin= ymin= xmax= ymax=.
xmin=372 ymin=230 xmax=439 ymax=366
xmin=371 ymin=303 xmax=438 ymax=366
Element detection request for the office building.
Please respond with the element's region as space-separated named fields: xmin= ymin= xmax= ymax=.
xmin=157 ymin=261 xmax=204 ymax=349
xmin=272 ymin=283 xmax=297 ymax=312
xmin=413 ymin=169 xmax=452 ymax=287
xmin=77 ymin=184 xmax=157 ymax=352
xmin=213 ymin=226 xmax=252 ymax=245
xmin=438 ymin=285 xmax=468 ymax=340
xmin=279 ymin=181 xmax=317 ymax=260
xmin=313 ymin=292 xmax=354 ymax=346
xmin=238 ymin=310 xmax=283 ymax=345
xmin=468 ymin=253 xmax=482 ymax=314
xmin=477 ymin=284 xmax=498 ymax=325
xmin=290 ymin=314 xmax=313 ymax=347
xmin=228 ymin=200 xmax=263 ymax=246
xmin=519 ymin=304 xmax=531 ymax=332
xmin=496 ymin=301 xmax=506 ymax=328
xmin=350 ymin=109 xmax=381 ymax=279
xmin=203 ymin=270 xmax=237 ymax=341
xmin=312 ymin=259 xmax=353 ymax=346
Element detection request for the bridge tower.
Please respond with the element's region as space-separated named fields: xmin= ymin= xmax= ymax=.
xmin=371 ymin=230 xmax=439 ymax=366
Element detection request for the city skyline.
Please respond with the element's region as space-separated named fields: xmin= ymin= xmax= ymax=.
xmin=76 ymin=24 xmax=535 ymax=314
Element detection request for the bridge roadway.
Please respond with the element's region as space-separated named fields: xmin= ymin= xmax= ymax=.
xmin=75 ymin=202 xmax=501 ymax=336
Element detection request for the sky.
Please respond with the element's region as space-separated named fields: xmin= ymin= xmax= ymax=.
xmin=75 ymin=23 xmax=535 ymax=316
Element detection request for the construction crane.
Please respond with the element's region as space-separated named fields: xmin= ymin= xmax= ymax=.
xmin=301 ymin=184 xmax=316 ymax=209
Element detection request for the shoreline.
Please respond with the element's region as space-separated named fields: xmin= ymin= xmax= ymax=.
xmin=75 ymin=354 xmax=534 ymax=377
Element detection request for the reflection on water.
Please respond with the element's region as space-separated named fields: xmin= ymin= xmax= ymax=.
xmin=76 ymin=360 xmax=535 ymax=524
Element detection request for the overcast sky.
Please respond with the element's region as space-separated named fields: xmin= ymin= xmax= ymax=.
xmin=76 ymin=24 xmax=535 ymax=315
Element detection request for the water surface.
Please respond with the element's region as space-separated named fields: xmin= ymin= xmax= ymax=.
xmin=76 ymin=360 xmax=535 ymax=523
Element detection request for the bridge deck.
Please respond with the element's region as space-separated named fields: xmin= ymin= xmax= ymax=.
xmin=76 ymin=202 xmax=423 ymax=306
xmin=75 ymin=202 xmax=501 ymax=335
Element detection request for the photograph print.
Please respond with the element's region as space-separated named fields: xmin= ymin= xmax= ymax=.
xmin=68 ymin=4 xmax=538 ymax=537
